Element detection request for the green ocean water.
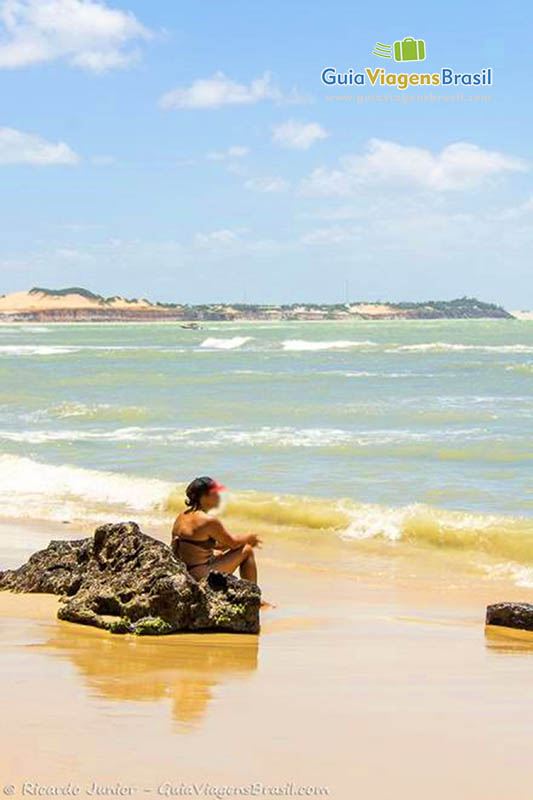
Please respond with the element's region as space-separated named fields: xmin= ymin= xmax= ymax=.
xmin=0 ymin=318 xmax=532 ymax=572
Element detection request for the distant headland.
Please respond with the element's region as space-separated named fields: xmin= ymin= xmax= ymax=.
xmin=0 ymin=287 xmax=516 ymax=322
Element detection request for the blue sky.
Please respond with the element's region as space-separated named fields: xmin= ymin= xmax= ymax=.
xmin=0 ymin=0 xmax=532 ymax=306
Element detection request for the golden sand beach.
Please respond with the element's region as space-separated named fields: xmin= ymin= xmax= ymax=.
xmin=2 ymin=519 xmax=533 ymax=800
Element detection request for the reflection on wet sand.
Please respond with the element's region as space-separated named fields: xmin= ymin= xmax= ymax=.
xmin=39 ymin=622 xmax=259 ymax=727
xmin=484 ymin=624 xmax=533 ymax=653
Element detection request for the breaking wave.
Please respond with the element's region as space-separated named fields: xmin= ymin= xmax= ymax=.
xmin=281 ymin=339 xmax=376 ymax=351
xmin=0 ymin=454 xmax=171 ymax=524
xmin=199 ymin=337 xmax=253 ymax=350
xmin=389 ymin=342 xmax=533 ymax=354
xmin=0 ymin=345 xmax=79 ymax=356
xmin=0 ymin=345 xmax=187 ymax=357
xmin=1 ymin=455 xmax=533 ymax=575
xmin=0 ymin=425 xmax=491 ymax=448
xmin=1 ymin=339 xmax=531 ymax=358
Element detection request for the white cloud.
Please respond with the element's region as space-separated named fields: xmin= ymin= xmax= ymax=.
xmin=190 ymin=228 xmax=291 ymax=260
xmin=272 ymin=120 xmax=328 ymax=150
xmin=495 ymin=195 xmax=533 ymax=221
xmin=301 ymin=225 xmax=357 ymax=245
xmin=194 ymin=229 xmax=240 ymax=247
xmin=295 ymin=190 xmax=533 ymax=270
xmin=244 ymin=176 xmax=289 ymax=193
xmin=160 ymin=71 xmax=283 ymax=110
xmin=302 ymin=138 xmax=527 ymax=195
xmin=55 ymin=246 xmax=91 ymax=260
xmin=0 ymin=127 xmax=78 ymax=165
xmin=0 ymin=0 xmax=151 ymax=72
xmin=206 ymin=145 xmax=249 ymax=161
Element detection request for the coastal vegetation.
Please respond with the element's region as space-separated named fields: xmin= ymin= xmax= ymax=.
xmin=0 ymin=288 xmax=514 ymax=322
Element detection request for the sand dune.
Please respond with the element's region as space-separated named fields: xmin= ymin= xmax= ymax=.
xmin=0 ymin=288 xmax=156 ymax=313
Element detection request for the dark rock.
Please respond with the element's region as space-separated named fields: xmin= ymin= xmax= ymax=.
xmin=0 ymin=522 xmax=260 ymax=635
xmin=486 ymin=602 xmax=533 ymax=632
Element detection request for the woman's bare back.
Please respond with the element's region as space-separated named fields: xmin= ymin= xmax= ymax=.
xmin=172 ymin=509 xmax=213 ymax=541
xmin=171 ymin=510 xmax=258 ymax=582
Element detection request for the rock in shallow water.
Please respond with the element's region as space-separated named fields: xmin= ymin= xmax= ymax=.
xmin=0 ymin=522 xmax=260 ymax=635
xmin=486 ymin=602 xmax=533 ymax=632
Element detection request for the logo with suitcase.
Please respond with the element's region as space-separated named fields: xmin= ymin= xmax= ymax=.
xmin=321 ymin=36 xmax=493 ymax=90
xmin=373 ymin=37 xmax=426 ymax=62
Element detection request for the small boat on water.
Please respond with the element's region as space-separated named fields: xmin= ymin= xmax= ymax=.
xmin=180 ymin=322 xmax=202 ymax=330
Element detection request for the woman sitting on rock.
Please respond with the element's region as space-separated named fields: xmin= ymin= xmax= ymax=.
xmin=172 ymin=476 xmax=261 ymax=582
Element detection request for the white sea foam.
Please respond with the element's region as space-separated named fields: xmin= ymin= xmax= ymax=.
xmin=389 ymin=342 xmax=533 ymax=354
xmin=1 ymin=455 xmax=533 ymax=589
xmin=0 ymin=344 xmax=187 ymax=356
xmin=25 ymin=402 xmax=149 ymax=423
xmin=340 ymin=502 xmax=502 ymax=543
xmin=481 ymin=562 xmax=533 ymax=588
xmin=0 ymin=454 xmax=171 ymax=523
xmin=0 ymin=345 xmax=80 ymax=356
xmin=319 ymin=370 xmax=439 ymax=379
xmin=324 ymin=370 xmax=377 ymax=377
xmin=281 ymin=339 xmax=376 ymax=351
xmin=0 ymin=326 xmax=50 ymax=333
xmin=0 ymin=427 xmax=156 ymax=444
xmin=0 ymin=425 xmax=487 ymax=448
xmin=340 ymin=503 xmax=407 ymax=541
xmin=200 ymin=337 xmax=253 ymax=350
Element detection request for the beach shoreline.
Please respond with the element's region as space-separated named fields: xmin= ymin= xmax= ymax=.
xmin=1 ymin=315 xmax=525 ymax=326
xmin=2 ymin=312 xmax=533 ymax=798
xmin=3 ymin=518 xmax=533 ymax=799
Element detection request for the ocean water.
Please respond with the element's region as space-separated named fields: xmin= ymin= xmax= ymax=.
xmin=0 ymin=318 xmax=532 ymax=582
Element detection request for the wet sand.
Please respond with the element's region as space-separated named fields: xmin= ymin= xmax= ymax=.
xmin=2 ymin=520 xmax=533 ymax=799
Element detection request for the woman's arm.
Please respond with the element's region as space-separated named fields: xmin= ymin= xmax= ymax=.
xmin=206 ymin=518 xmax=261 ymax=550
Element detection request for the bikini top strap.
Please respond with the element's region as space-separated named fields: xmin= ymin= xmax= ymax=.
xmin=177 ymin=536 xmax=215 ymax=550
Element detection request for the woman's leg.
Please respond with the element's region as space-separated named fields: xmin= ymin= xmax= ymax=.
xmin=190 ymin=544 xmax=257 ymax=582
xmin=214 ymin=544 xmax=257 ymax=582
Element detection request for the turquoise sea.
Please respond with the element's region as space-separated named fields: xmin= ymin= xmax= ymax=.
xmin=0 ymin=318 xmax=532 ymax=581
